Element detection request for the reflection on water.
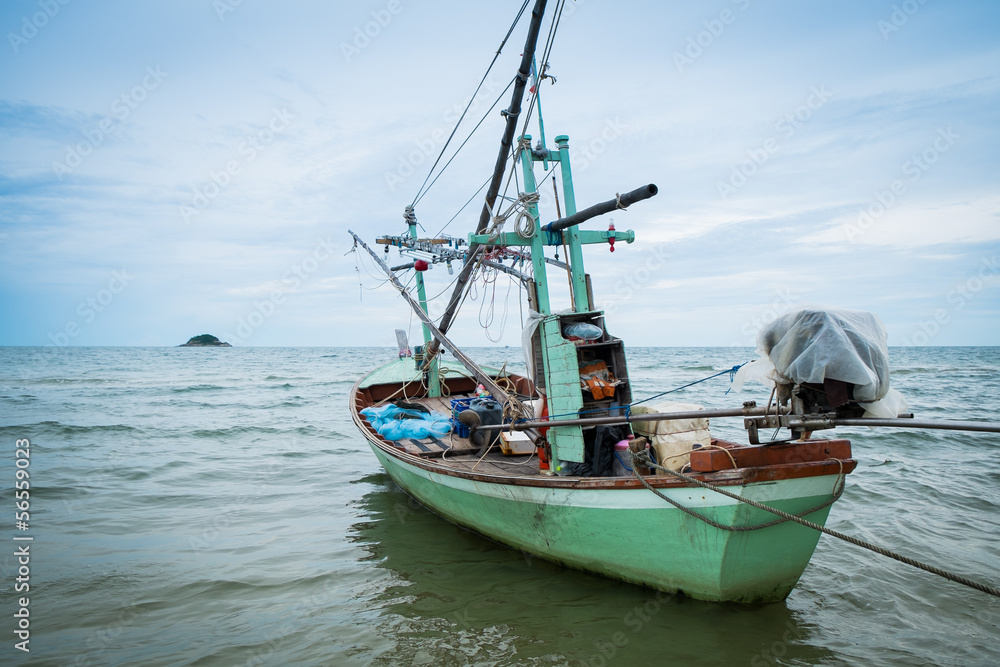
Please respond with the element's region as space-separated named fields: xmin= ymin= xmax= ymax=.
xmin=350 ymin=473 xmax=835 ymax=666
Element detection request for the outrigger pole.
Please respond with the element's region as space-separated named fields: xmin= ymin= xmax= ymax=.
xmin=348 ymin=230 xmax=509 ymax=402
xmin=507 ymin=408 xmax=1000 ymax=435
xmin=425 ymin=0 xmax=549 ymax=364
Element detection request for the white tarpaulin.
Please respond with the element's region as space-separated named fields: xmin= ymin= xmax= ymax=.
xmin=733 ymin=308 xmax=908 ymax=418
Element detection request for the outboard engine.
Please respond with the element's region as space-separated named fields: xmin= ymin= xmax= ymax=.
xmin=738 ymin=309 xmax=908 ymax=442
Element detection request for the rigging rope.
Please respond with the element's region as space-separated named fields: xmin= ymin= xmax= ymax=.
xmin=411 ymin=0 xmax=533 ymax=207
xmin=436 ymin=174 xmax=493 ymax=237
xmin=629 ymin=364 xmax=748 ymax=409
xmin=419 ymin=75 xmax=517 ymax=213
xmin=629 ymin=450 xmax=1000 ymax=600
xmin=484 ymin=0 xmax=566 ymax=227
xmin=524 ymin=363 xmax=748 ymax=424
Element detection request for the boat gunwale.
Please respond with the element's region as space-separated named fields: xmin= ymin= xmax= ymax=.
xmin=350 ymin=373 xmax=857 ymax=490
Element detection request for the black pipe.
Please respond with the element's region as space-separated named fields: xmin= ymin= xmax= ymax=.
xmin=508 ymin=405 xmax=772 ymax=431
xmin=829 ymin=418 xmax=1000 ymax=434
xmin=544 ymin=184 xmax=658 ymax=233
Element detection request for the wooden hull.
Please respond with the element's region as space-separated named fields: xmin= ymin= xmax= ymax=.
xmin=352 ymin=361 xmax=856 ymax=603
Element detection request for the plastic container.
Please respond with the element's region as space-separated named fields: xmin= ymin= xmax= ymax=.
xmin=450 ymin=418 xmax=471 ymax=439
xmin=450 ymin=397 xmax=474 ymax=416
xmin=450 ymin=397 xmax=474 ymax=438
xmin=469 ymin=397 xmax=503 ymax=448
xmin=612 ymin=439 xmax=632 ymax=477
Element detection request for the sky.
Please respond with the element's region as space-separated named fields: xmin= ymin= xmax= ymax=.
xmin=0 ymin=0 xmax=998 ymax=348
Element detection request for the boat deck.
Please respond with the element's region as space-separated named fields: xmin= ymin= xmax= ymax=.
xmin=351 ymin=364 xmax=857 ymax=486
xmin=387 ymin=394 xmax=545 ymax=477
xmin=361 ymin=392 xmax=748 ymax=479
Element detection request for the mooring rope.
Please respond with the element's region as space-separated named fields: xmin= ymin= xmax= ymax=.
xmin=630 ymin=450 xmax=1000 ymax=599
xmin=629 ymin=453 xmax=845 ymax=533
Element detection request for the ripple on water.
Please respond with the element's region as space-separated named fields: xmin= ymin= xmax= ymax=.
xmin=0 ymin=345 xmax=996 ymax=667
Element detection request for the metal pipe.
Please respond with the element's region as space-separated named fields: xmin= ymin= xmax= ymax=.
xmin=828 ymin=418 xmax=1000 ymax=434
xmin=482 ymin=259 xmax=530 ymax=283
xmin=509 ymin=407 xmax=1000 ymax=435
xmin=543 ymin=184 xmax=658 ymax=233
xmin=508 ymin=405 xmax=775 ymax=431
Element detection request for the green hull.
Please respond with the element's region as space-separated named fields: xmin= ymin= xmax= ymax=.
xmin=367 ymin=441 xmax=838 ymax=603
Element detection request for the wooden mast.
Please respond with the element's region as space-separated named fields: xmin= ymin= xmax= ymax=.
xmin=424 ymin=0 xmax=549 ymax=363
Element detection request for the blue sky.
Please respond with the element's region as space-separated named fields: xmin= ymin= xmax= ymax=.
xmin=0 ymin=0 xmax=997 ymax=347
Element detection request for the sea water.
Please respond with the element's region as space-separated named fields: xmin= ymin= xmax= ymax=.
xmin=0 ymin=346 xmax=997 ymax=666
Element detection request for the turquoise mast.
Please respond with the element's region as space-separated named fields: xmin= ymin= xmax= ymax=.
xmin=468 ymin=133 xmax=640 ymax=473
xmin=403 ymin=206 xmax=441 ymax=398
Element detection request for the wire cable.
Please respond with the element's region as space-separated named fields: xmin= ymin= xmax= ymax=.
xmin=411 ymin=0 xmax=532 ymax=207
xmin=417 ymin=75 xmax=517 ymax=209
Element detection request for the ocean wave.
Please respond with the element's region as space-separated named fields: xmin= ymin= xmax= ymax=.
xmin=189 ymin=424 xmax=321 ymax=438
xmin=895 ymin=366 xmax=998 ymax=375
xmin=0 ymin=421 xmax=146 ymax=438
xmin=172 ymin=384 xmax=228 ymax=393
xmin=24 ymin=377 xmax=120 ymax=385
xmin=0 ymin=394 xmax=37 ymax=403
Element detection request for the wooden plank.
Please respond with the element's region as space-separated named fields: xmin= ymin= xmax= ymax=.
xmin=427 ymin=435 xmax=449 ymax=450
xmin=418 ymin=446 xmax=480 ymax=459
xmin=405 ymin=438 xmax=430 ymax=453
xmin=689 ymin=439 xmax=853 ymax=473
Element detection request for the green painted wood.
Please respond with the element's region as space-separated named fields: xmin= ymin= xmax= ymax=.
xmin=554 ymin=135 xmax=591 ymax=313
xmin=540 ymin=317 xmax=585 ymax=465
xmin=468 ymin=229 xmax=634 ymax=247
xmin=369 ymin=442 xmax=842 ymax=603
xmin=406 ymin=215 xmax=440 ymax=397
xmin=530 ymin=59 xmax=550 ymax=170
xmin=519 ymin=136 xmax=552 ymax=315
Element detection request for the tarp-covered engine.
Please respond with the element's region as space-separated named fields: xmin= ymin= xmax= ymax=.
xmin=738 ymin=309 xmax=908 ymax=419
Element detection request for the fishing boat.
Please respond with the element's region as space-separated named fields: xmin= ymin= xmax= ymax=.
xmin=348 ymin=1 xmax=1000 ymax=603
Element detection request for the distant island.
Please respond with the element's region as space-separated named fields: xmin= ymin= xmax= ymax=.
xmin=179 ymin=334 xmax=232 ymax=347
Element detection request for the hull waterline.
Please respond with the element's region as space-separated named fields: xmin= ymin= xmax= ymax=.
xmin=363 ymin=433 xmax=843 ymax=603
